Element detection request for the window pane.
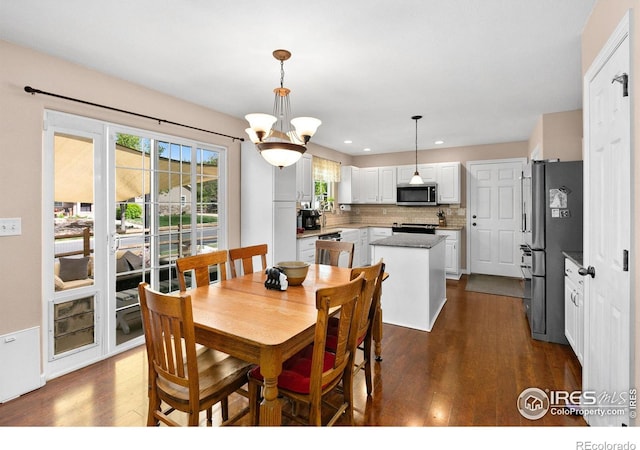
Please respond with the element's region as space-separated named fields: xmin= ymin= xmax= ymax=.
xmin=54 ymin=133 xmax=94 ymax=290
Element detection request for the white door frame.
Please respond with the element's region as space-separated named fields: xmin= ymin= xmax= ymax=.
xmin=43 ymin=111 xmax=108 ymax=379
xmin=42 ymin=111 xmax=229 ymax=379
xmin=466 ymin=158 xmax=526 ymax=277
xmin=582 ymin=11 xmax=633 ymax=426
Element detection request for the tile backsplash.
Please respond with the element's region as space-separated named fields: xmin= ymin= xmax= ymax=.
xmin=323 ymin=204 xmax=467 ymax=228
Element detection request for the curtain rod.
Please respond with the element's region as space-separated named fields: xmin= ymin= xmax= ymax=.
xmin=24 ymin=86 xmax=244 ymax=142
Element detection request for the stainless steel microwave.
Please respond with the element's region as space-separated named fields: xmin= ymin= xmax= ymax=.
xmin=396 ymin=183 xmax=438 ymax=206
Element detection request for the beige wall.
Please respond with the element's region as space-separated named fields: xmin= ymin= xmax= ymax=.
xmin=0 ymin=40 xmax=354 ymax=337
xmin=0 ymin=40 xmax=245 ymax=335
xmin=580 ymin=0 xmax=640 ymax=411
xmin=528 ymin=110 xmax=583 ymax=161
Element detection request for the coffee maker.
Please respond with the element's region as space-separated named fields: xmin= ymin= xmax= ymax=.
xmin=300 ymin=209 xmax=321 ymax=230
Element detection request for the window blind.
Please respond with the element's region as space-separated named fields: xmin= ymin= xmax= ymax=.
xmin=312 ymin=157 xmax=341 ymax=182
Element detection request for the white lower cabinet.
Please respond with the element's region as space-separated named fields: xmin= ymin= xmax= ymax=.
xmin=368 ymin=227 xmax=392 ymax=264
xmin=435 ymin=229 xmax=461 ymax=279
xmin=296 ymin=236 xmax=318 ymax=264
xmin=339 ymin=229 xmax=359 ymax=268
xmin=359 ymin=228 xmax=369 ymax=266
xmin=564 ymin=258 xmax=584 ymax=365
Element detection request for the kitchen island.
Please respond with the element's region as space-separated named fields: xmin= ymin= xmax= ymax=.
xmin=370 ymin=234 xmax=447 ymax=332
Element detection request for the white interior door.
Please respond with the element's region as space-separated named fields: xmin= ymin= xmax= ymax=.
xmin=583 ymin=15 xmax=632 ymax=427
xmin=468 ymin=159 xmax=524 ymax=277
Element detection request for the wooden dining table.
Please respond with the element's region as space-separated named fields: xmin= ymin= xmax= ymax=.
xmin=188 ymin=263 xmax=358 ymax=426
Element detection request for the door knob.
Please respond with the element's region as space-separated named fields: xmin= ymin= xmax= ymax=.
xmin=578 ymin=266 xmax=596 ymax=278
xmin=472 ymin=222 xmax=477 ymax=226
xmin=472 ymin=215 xmax=477 ymax=219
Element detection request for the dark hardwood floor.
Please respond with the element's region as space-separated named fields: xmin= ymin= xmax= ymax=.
xmin=0 ymin=275 xmax=585 ymax=427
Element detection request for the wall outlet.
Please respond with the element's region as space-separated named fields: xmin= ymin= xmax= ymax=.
xmin=0 ymin=218 xmax=21 ymax=236
xmin=382 ymin=208 xmax=387 ymax=215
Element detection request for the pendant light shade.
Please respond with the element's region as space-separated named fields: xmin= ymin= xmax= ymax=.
xmin=409 ymin=172 xmax=424 ymax=185
xmin=409 ymin=115 xmax=424 ymax=185
xmin=245 ymin=49 xmax=321 ymax=168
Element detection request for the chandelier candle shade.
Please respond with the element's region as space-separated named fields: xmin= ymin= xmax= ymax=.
xmin=409 ymin=115 xmax=424 ymax=185
xmin=245 ymin=49 xmax=321 ymax=168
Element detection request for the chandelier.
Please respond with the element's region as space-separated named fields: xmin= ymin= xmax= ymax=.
xmin=245 ymin=49 xmax=321 ymax=168
xmin=409 ymin=115 xmax=424 ymax=185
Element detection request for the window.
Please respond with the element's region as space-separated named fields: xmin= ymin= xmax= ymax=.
xmin=312 ymin=157 xmax=340 ymax=211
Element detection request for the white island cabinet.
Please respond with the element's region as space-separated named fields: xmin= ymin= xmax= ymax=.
xmin=370 ymin=234 xmax=447 ymax=332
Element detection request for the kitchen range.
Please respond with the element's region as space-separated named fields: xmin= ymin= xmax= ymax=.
xmin=391 ymin=223 xmax=437 ymax=235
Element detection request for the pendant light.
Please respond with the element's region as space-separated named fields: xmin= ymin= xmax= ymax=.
xmin=409 ymin=115 xmax=424 ymax=185
xmin=245 ymin=49 xmax=321 ymax=168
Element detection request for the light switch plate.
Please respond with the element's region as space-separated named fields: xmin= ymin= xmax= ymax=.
xmin=0 ymin=218 xmax=22 ymax=236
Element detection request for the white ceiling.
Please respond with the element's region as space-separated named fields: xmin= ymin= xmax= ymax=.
xmin=0 ymin=0 xmax=596 ymax=155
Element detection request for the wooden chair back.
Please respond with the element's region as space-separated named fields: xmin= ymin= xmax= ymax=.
xmin=138 ymin=282 xmax=199 ymax=424
xmin=175 ymin=250 xmax=228 ymax=291
xmin=307 ymin=273 xmax=365 ymax=420
xmin=228 ymin=244 xmax=268 ymax=278
xmin=315 ymin=240 xmax=354 ymax=268
xmin=350 ymin=259 xmax=384 ymax=343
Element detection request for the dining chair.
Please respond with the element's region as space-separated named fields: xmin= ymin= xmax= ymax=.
xmin=247 ymin=272 xmax=366 ymax=426
xmin=138 ymin=282 xmax=252 ymax=426
xmin=175 ymin=250 xmax=228 ymax=291
xmin=315 ymin=240 xmax=354 ymax=268
xmin=228 ymin=243 xmax=268 ymax=278
xmin=325 ymin=259 xmax=384 ymax=395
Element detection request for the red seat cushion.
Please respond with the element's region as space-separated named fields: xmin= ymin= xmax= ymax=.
xmin=249 ymin=345 xmax=337 ymax=394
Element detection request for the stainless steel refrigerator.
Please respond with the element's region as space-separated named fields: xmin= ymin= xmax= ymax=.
xmin=524 ymin=160 xmax=583 ymax=344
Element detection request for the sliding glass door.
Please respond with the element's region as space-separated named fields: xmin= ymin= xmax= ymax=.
xmin=110 ymin=132 xmax=224 ymax=347
xmin=44 ymin=111 xmax=226 ymax=376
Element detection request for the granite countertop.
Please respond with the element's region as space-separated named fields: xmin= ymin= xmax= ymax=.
xmin=296 ymin=227 xmax=344 ymax=239
xmin=369 ymin=234 xmax=446 ymax=249
xmin=296 ymin=223 xmax=463 ymax=238
xmin=562 ymin=251 xmax=583 ymax=267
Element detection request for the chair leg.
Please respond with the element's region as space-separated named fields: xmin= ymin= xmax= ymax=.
xmin=188 ymin=410 xmax=199 ymax=426
xmin=308 ymin=394 xmax=323 ymax=426
xmin=342 ymin=369 xmax=355 ymax=425
xmin=248 ymin=377 xmax=261 ymax=425
xmin=363 ymin=336 xmax=373 ymax=395
xmin=221 ymin=397 xmax=229 ymax=421
xmin=206 ymin=407 xmax=213 ymax=426
xmin=147 ymin=387 xmax=161 ymax=426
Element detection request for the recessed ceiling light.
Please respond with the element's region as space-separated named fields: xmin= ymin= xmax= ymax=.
xmin=363 ymin=148 xmax=371 ymax=152
xmin=344 ymin=140 xmax=353 ymax=144
xmin=434 ymin=140 xmax=445 ymax=145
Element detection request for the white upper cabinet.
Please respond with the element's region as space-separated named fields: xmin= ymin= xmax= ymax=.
xmin=360 ymin=167 xmax=396 ymax=204
xmin=360 ymin=167 xmax=379 ymax=203
xmin=436 ymin=162 xmax=460 ymax=204
xmin=397 ymin=164 xmax=437 ymax=184
xmin=296 ymin=153 xmax=313 ymax=203
xmin=397 ymin=162 xmax=460 ymax=204
xmin=340 ymin=162 xmax=459 ymax=204
xmin=378 ymin=166 xmax=397 ymax=203
xmin=338 ymin=165 xmax=360 ymax=204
